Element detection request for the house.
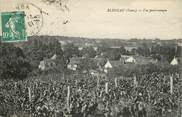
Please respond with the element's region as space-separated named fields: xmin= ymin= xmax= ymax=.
xmin=125 ymin=56 xmax=136 ymax=63
xmin=93 ymin=47 xmax=98 ymax=51
xmin=170 ymin=57 xmax=178 ymax=65
xmin=103 ymin=59 xmax=113 ymax=73
xmin=67 ymin=57 xmax=81 ymax=71
xmin=104 ymin=60 xmax=113 ymax=69
xmin=78 ymin=47 xmax=83 ymax=51
xmin=67 ymin=64 xmax=78 ymax=71
xmin=93 ymin=58 xmax=122 ymax=69
xmin=39 ymin=59 xmax=56 ymax=71
xmin=120 ymin=55 xmax=136 ymax=64
xmin=177 ymin=42 xmax=182 ymax=47
xmin=120 ymin=55 xmax=157 ymax=65
xmin=59 ymin=41 xmax=68 ymax=51
xmin=38 ymin=54 xmax=57 ymax=71
xmin=67 ymin=57 xmax=105 ymax=72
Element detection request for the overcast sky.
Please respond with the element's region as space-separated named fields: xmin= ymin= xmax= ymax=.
xmin=0 ymin=0 xmax=182 ymax=39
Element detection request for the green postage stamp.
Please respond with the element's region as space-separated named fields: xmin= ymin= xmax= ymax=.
xmin=1 ymin=11 xmax=27 ymax=42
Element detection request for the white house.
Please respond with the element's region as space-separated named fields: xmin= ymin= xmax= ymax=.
xmin=38 ymin=54 xmax=57 ymax=71
xmin=125 ymin=56 xmax=136 ymax=63
xmin=170 ymin=57 xmax=178 ymax=65
xmin=39 ymin=61 xmax=46 ymax=70
xmin=38 ymin=59 xmax=56 ymax=71
xmin=67 ymin=57 xmax=80 ymax=71
xmin=78 ymin=47 xmax=83 ymax=51
xmin=104 ymin=60 xmax=112 ymax=69
xmin=104 ymin=60 xmax=112 ymax=73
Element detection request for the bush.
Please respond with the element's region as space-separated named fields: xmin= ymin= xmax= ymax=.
xmin=0 ymin=43 xmax=31 ymax=79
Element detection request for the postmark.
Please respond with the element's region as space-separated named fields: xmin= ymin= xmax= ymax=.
xmin=16 ymin=3 xmax=44 ymax=36
xmin=1 ymin=11 xmax=27 ymax=42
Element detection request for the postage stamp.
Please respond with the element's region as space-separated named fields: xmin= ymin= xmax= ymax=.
xmin=1 ymin=11 xmax=27 ymax=42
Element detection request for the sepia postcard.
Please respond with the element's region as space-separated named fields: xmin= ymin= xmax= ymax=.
xmin=0 ymin=0 xmax=181 ymax=117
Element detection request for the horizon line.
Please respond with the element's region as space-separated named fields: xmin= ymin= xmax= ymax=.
xmin=26 ymin=35 xmax=182 ymax=41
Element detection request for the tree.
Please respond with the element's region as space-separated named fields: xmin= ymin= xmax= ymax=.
xmin=151 ymin=44 xmax=176 ymax=62
xmin=0 ymin=43 xmax=31 ymax=79
xmin=131 ymin=48 xmax=137 ymax=55
xmin=23 ymin=37 xmax=65 ymax=69
xmin=136 ymin=43 xmax=150 ymax=56
xmin=103 ymin=48 xmax=121 ymax=60
xmin=64 ymin=43 xmax=79 ymax=58
xmin=176 ymin=46 xmax=182 ymax=57
xmin=80 ymin=47 xmax=96 ymax=58
xmin=77 ymin=58 xmax=97 ymax=73
xmin=120 ymin=46 xmax=127 ymax=55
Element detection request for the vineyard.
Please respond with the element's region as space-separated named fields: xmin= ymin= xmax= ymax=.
xmin=0 ymin=72 xmax=181 ymax=117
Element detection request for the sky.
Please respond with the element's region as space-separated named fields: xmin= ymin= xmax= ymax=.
xmin=0 ymin=0 xmax=182 ymax=40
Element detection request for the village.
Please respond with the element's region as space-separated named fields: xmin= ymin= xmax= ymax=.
xmin=37 ymin=37 xmax=181 ymax=78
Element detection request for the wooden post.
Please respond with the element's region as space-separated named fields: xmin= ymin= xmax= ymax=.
xmin=14 ymin=82 xmax=17 ymax=89
xmin=134 ymin=75 xmax=137 ymax=87
xmin=67 ymin=85 xmax=70 ymax=108
xmin=170 ymin=75 xmax=173 ymax=94
xmin=115 ymin=78 xmax=118 ymax=87
xmin=99 ymin=89 xmax=103 ymax=97
xmin=28 ymin=87 xmax=31 ymax=102
xmin=105 ymin=82 xmax=108 ymax=94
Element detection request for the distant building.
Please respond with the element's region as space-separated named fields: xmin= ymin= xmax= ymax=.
xmin=125 ymin=56 xmax=136 ymax=63
xmin=39 ymin=59 xmax=56 ymax=71
xmin=104 ymin=60 xmax=113 ymax=69
xmin=67 ymin=64 xmax=78 ymax=71
xmin=177 ymin=42 xmax=182 ymax=47
xmin=59 ymin=41 xmax=67 ymax=46
xmin=93 ymin=47 xmax=98 ymax=51
xmin=104 ymin=60 xmax=112 ymax=73
xmin=38 ymin=54 xmax=57 ymax=71
xmin=59 ymin=41 xmax=68 ymax=50
xmin=120 ymin=55 xmax=136 ymax=64
xmin=120 ymin=55 xmax=157 ymax=65
xmin=67 ymin=57 xmax=80 ymax=71
xmin=170 ymin=57 xmax=178 ymax=65
xmin=78 ymin=47 xmax=83 ymax=51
